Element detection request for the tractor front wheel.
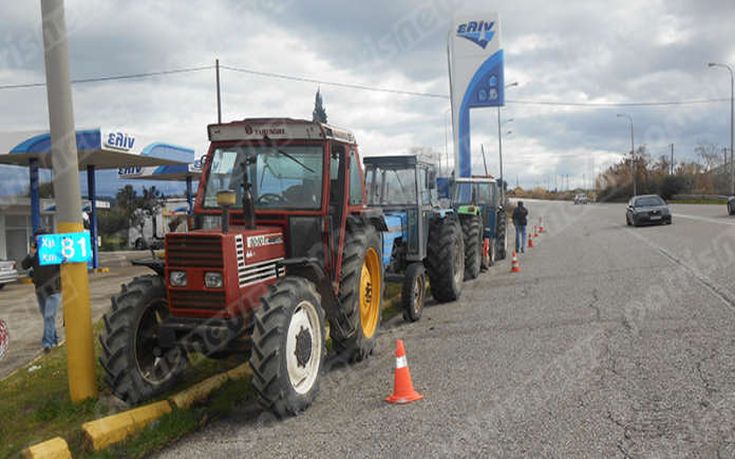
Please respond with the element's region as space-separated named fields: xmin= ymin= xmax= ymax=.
xmin=460 ymin=215 xmax=482 ymax=280
xmin=332 ymin=218 xmax=384 ymax=362
xmin=426 ymin=218 xmax=464 ymax=303
xmin=401 ymin=263 xmax=426 ymax=322
xmin=249 ymin=276 xmax=326 ymax=417
xmin=99 ymin=275 xmax=188 ymax=405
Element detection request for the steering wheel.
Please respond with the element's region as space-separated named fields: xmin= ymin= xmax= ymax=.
xmin=257 ymin=193 xmax=284 ymax=205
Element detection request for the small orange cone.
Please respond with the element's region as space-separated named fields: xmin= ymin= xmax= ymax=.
xmin=528 ymin=232 xmax=535 ymax=249
xmin=511 ymin=250 xmax=521 ymax=273
xmin=386 ymin=339 xmax=423 ymax=404
xmin=534 ymin=225 xmax=539 ymax=238
xmin=539 ymin=218 xmax=545 ymax=233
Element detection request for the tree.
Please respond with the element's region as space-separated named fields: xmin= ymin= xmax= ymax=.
xmin=695 ymin=142 xmax=723 ymax=171
xmin=312 ymin=88 xmax=328 ymax=123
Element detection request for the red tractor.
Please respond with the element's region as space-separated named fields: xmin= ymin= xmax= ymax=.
xmin=99 ymin=118 xmax=387 ymax=416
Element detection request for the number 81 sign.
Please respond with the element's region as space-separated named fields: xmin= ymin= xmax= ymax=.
xmin=38 ymin=231 xmax=93 ymax=266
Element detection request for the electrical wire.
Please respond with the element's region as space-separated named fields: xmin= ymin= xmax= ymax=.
xmin=0 ymin=62 xmax=730 ymax=108
xmin=0 ymin=65 xmax=214 ymax=90
xmin=220 ymin=64 xmax=449 ymax=99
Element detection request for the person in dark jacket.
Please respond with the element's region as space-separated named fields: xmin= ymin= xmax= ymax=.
xmin=512 ymin=201 xmax=529 ymax=253
xmin=21 ymin=230 xmax=61 ymax=352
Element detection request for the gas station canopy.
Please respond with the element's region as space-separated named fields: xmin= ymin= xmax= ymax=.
xmin=0 ymin=128 xmax=193 ymax=269
xmin=0 ymin=128 xmax=187 ymax=169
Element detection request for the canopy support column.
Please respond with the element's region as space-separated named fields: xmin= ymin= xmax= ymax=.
xmin=29 ymin=158 xmax=41 ymax=234
xmin=86 ymin=165 xmax=98 ymax=269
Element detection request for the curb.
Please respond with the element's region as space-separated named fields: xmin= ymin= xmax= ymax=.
xmin=82 ymin=400 xmax=172 ymax=451
xmin=22 ymin=437 xmax=72 ymax=459
xmin=80 ymin=362 xmax=251 ymax=452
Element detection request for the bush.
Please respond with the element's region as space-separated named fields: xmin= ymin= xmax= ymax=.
xmin=659 ymin=175 xmax=687 ymax=200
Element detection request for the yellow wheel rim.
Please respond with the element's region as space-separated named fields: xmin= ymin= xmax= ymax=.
xmin=359 ymin=247 xmax=381 ymax=339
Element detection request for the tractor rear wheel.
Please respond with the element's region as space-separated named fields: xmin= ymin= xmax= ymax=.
xmin=99 ymin=275 xmax=188 ymax=405
xmin=249 ymin=276 xmax=325 ymax=417
xmin=332 ymin=217 xmax=383 ymax=362
xmin=401 ymin=263 xmax=426 ymax=322
xmin=495 ymin=210 xmax=508 ymax=260
xmin=426 ymin=218 xmax=464 ymax=303
xmin=460 ymin=215 xmax=482 ymax=280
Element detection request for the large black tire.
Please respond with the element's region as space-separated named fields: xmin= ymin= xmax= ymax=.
xmin=426 ymin=218 xmax=464 ymax=303
xmin=495 ymin=210 xmax=508 ymax=260
xmin=460 ymin=215 xmax=482 ymax=280
xmin=99 ymin=275 xmax=187 ymax=405
xmin=401 ymin=263 xmax=426 ymax=322
xmin=249 ymin=276 xmax=326 ymax=417
xmin=331 ymin=217 xmax=384 ymax=362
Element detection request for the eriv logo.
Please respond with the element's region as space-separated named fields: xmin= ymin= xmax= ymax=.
xmin=456 ymin=20 xmax=495 ymax=49
xmin=105 ymin=132 xmax=136 ymax=151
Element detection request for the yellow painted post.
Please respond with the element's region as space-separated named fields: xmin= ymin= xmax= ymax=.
xmin=40 ymin=0 xmax=97 ymax=401
xmin=58 ymin=222 xmax=97 ymax=400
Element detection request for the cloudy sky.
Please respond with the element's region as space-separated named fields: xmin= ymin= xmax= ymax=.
xmin=1 ymin=0 xmax=734 ymax=195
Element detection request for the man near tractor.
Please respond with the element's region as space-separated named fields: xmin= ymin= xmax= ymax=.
xmin=512 ymin=201 xmax=529 ymax=254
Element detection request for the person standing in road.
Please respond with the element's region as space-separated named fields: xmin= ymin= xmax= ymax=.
xmin=21 ymin=230 xmax=61 ymax=352
xmin=512 ymin=201 xmax=529 ymax=253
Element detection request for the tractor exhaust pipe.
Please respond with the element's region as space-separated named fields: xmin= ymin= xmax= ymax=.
xmin=241 ymin=158 xmax=257 ymax=230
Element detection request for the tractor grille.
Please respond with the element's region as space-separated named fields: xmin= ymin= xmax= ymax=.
xmin=239 ymin=258 xmax=285 ymax=287
xmin=169 ymin=290 xmax=226 ymax=310
xmin=166 ymin=235 xmax=223 ymax=267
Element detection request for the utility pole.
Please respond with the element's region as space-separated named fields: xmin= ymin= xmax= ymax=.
xmin=708 ymin=62 xmax=734 ymax=195
xmin=480 ymin=144 xmax=489 ymax=175
xmin=215 ymin=58 xmax=222 ymax=124
xmin=670 ymin=143 xmax=674 ymax=175
xmin=41 ymin=0 xmax=97 ymax=401
xmin=497 ymin=108 xmax=505 ymax=204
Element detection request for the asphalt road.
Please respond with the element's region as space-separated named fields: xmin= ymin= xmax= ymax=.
xmin=159 ymin=201 xmax=735 ymax=457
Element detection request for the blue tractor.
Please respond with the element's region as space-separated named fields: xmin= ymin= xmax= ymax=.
xmin=363 ymin=155 xmax=464 ymax=322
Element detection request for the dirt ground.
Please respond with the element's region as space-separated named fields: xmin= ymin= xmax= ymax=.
xmin=0 ymin=251 xmax=152 ymax=379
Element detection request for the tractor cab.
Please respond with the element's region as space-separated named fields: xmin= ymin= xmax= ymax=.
xmin=363 ymin=155 xmax=438 ymax=266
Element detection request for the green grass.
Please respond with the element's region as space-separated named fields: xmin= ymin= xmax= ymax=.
xmin=0 ymin=321 xmax=240 ymax=458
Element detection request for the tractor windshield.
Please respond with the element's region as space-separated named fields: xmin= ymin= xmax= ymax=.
xmin=203 ymin=145 xmax=324 ymax=210
xmin=365 ymin=166 xmax=417 ymax=206
xmin=453 ymin=181 xmax=495 ymax=205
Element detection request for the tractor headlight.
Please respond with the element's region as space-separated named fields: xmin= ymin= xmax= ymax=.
xmin=204 ymin=272 xmax=223 ymax=288
xmin=169 ymin=271 xmax=187 ymax=287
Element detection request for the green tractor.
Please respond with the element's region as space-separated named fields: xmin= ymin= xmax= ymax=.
xmin=452 ymin=177 xmax=508 ymax=279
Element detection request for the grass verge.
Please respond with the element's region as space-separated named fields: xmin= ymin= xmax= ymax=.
xmin=671 ymin=198 xmax=728 ymax=205
xmin=0 ymin=320 xmax=241 ymax=458
xmin=2 ymin=283 xmax=405 ymax=457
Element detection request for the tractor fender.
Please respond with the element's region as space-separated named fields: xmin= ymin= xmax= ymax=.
xmin=277 ymin=257 xmax=355 ymax=338
xmin=360 ymin=207 xmax=390 ymax=232
xmin=130 ymin=257 xmax=165 ymax=276
xmin=432 ymin=208 xmax=456 ymax=220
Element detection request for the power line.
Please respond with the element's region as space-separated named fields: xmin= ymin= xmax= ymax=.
xmin=0 ymin=62 xmax=730 ymax=108
xmin=0 ymin=65 xmax=214 ymax=90
xmin=220 ymin=64 xmax=449 ymax=99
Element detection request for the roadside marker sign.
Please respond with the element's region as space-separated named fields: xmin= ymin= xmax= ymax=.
xmin=37 ymin=231 xmax=93 ymax=266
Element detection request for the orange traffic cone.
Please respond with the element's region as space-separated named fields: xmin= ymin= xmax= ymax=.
xmin=511 ymin=250 xmax=521 ymax=273
xmin=534 ymin=225 xmax=539 ymax=238
xmin=539 ymin=218 xmax=545 ymax=233
xmin=528 ymin=232 xmax=535 ymax=248
xmin=386 ymin=340 xmax=423 ymax=404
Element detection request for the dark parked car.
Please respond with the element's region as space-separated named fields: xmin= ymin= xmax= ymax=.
xmin=728 ymin=196 xmax=734 ymax=216
xmin=626 ymin=194 xmax=672 ymax=226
